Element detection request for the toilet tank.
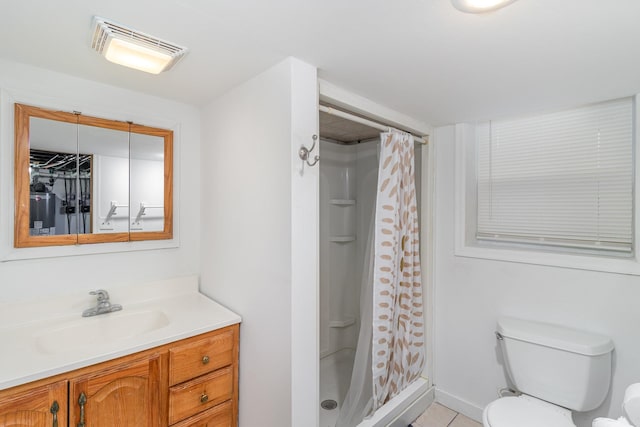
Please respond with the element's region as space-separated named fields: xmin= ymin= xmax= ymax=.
xmin=497 ymin=317 xmax=614 ymax=412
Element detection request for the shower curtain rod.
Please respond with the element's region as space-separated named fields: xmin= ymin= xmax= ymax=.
xmin=319 ymin=105 xmax=428 ymax=144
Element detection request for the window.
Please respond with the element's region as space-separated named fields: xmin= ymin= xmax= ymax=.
xmin=475 ymin=97 xmax=634 ymax=256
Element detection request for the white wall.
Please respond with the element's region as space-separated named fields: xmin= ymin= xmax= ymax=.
xmin=94 ymin=155 xmax=129 ymax=233
xmin=0 ymin=59 xmax=201 ymax=301
xmin=93 ymin=155 xmax=164 ymax=233
xmin=432 ymin=125 xmax=640 ymax=426
xmin=130 ymin=158 xmax=165 ymax=232
xmin=200 ymin=57 xmax=318 ymax=427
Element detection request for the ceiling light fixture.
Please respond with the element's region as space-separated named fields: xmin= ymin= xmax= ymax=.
xmin=451 ymin=0 xmax=518 ymax=13
xmin=91 ymin=16 xmax=188 ymax=74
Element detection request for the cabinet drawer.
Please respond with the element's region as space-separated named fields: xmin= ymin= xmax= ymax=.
xmin=170 ymin=400 xmax=232 ymax=427
xmin=168 ymin=367 xmax=233 ymax=424
xmin=169 ymin=329 xmax=234 ymax=386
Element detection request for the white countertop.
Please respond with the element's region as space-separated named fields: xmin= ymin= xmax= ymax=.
xmin=0 ymin=276 xmax=241 ymax=391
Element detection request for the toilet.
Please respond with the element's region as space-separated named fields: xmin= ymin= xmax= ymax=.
xmin=483 ymin=317 xmax=615 ymax=427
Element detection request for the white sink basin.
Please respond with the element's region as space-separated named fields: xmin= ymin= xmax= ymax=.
xmin=0 ymin=276 xmax=242 ymax=391
xmin=35 ymin=309 xmax=170 ymax=355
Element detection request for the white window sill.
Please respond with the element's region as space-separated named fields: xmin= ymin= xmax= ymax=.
xmin=454 ymin=243 xmax=640 ymax=276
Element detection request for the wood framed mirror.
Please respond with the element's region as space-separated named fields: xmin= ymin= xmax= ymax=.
xmin=14 ymin=103 xmax=173 ymax=248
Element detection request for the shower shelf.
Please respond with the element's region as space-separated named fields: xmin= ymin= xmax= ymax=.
xmin=329 ymin=236 xmax=356 ymax=243
xmin=329 ymin=317 xmax=356 ymax=328
xmin=329 ymin=199 xmax=356 ymax=206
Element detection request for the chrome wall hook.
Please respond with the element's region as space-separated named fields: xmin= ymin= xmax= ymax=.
xmin=299 ymin=134 xmax=319 ymax=167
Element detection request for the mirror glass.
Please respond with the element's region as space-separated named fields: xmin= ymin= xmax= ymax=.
xmin=130 ymin=133 xmax=165 ymax=233
xmin=78 ymin=123 xmax=130 ymax=236
xmin=29 ymin=117 xmax=80 ymax=237
xmin=15 ymin=103 xmax=173 ymax=248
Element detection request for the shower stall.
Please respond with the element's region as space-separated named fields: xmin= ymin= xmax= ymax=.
xmin=318 ymin=107 xmax=430 ymax=427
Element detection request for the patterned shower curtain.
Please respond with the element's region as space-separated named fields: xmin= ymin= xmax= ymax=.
xmin=371 ymin=130 xmax=425 ymax=409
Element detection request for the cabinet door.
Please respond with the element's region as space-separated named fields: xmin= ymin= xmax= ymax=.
xmin=69 ymin=354 xmax=162 ymax=427
xmin=0 ymin=380 xmax=66 ymax=427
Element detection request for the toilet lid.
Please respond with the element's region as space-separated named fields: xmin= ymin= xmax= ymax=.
xmin=485 ymin=396 xmax=576 ymax=427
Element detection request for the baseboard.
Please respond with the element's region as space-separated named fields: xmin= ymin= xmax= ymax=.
xmin=434 ymin=388 xmax=484 ymax=422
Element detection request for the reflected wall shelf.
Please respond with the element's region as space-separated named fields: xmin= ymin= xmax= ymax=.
xmin=329 ymin=317 xmax=356 ymax=328
xmin=329 ymin=236 xmax=356 ymax=243
xmin=329 ymin=199 xmax=356 ymax=206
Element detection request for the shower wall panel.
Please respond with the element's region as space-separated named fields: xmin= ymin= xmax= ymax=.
xmin=319 ymin=139 xmax=382 ymax=359
xmin=319 ymin=140 xmax=359 ymax=358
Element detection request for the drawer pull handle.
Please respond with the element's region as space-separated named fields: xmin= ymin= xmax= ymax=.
xmin=202 ymin=355 xmax=210 ymax=365
xmin=200 ymin=393 xmax=209 ymax=404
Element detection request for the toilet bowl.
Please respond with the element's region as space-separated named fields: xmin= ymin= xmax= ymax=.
xmin=483 ymin=317 xmax=614 ymax=427
xmin=483 ymin=395 xmax=575 ymax=427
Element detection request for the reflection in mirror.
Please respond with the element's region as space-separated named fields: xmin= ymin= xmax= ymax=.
xmin=128 ymin=124 xmax=172 ymax=241
xmin=15 ymin=105 xmax=80 ymax=246
xmin=29 ymin=117 xmax=81 ymax=237
xmin=130 ymin=133 xmax=165 ymax=232
xmin=77 ymin=123 xmax=130 ymax=236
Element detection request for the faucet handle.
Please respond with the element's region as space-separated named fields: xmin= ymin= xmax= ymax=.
xmin=90 ymin=289 xmax=109 ymax=301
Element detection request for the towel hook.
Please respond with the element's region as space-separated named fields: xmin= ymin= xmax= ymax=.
xmin=299 ymin=135 xmax=319 ymax=167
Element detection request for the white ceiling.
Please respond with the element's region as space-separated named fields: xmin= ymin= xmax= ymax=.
xmin=2 ymin=0 xmax=639 ymax=126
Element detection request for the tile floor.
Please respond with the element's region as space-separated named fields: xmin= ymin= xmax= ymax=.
xmin=412 ymin=403 xmax=482 ymax=427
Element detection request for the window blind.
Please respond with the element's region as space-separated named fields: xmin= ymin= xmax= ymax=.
xmin=477 ymin=97 xmax=634 ymax=253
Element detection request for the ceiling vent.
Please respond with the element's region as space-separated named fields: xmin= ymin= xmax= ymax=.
xmin=91 ymin=16 xmax=188 ymax=74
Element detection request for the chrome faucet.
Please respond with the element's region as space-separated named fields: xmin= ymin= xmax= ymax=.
xmin=82 ymin=289 xmax=123 ymax=317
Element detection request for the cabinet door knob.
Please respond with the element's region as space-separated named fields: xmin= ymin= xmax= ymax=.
xmin=202 ymin=355 xmax=210 ymax=365
xmin=200 ymin=393 xmax=209 ymax=404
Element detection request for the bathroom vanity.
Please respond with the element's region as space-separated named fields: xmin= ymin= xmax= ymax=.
xmin=0 ymin=276 xmax=241 ymax=427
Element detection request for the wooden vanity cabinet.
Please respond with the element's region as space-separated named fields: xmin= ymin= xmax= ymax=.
xmin=0 ymin=380 xmax=66 ymax=427
xmin=0 ymin=324 xmax=238 ymax=427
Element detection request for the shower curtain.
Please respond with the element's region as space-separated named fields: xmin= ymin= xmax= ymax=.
xmin=335 ymin=204 xmax=376 ymax=427
xmin=371 ymin=131 xmax=424 ymax=409
xmin=336 ymin=130 xmax=424 ymax=426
